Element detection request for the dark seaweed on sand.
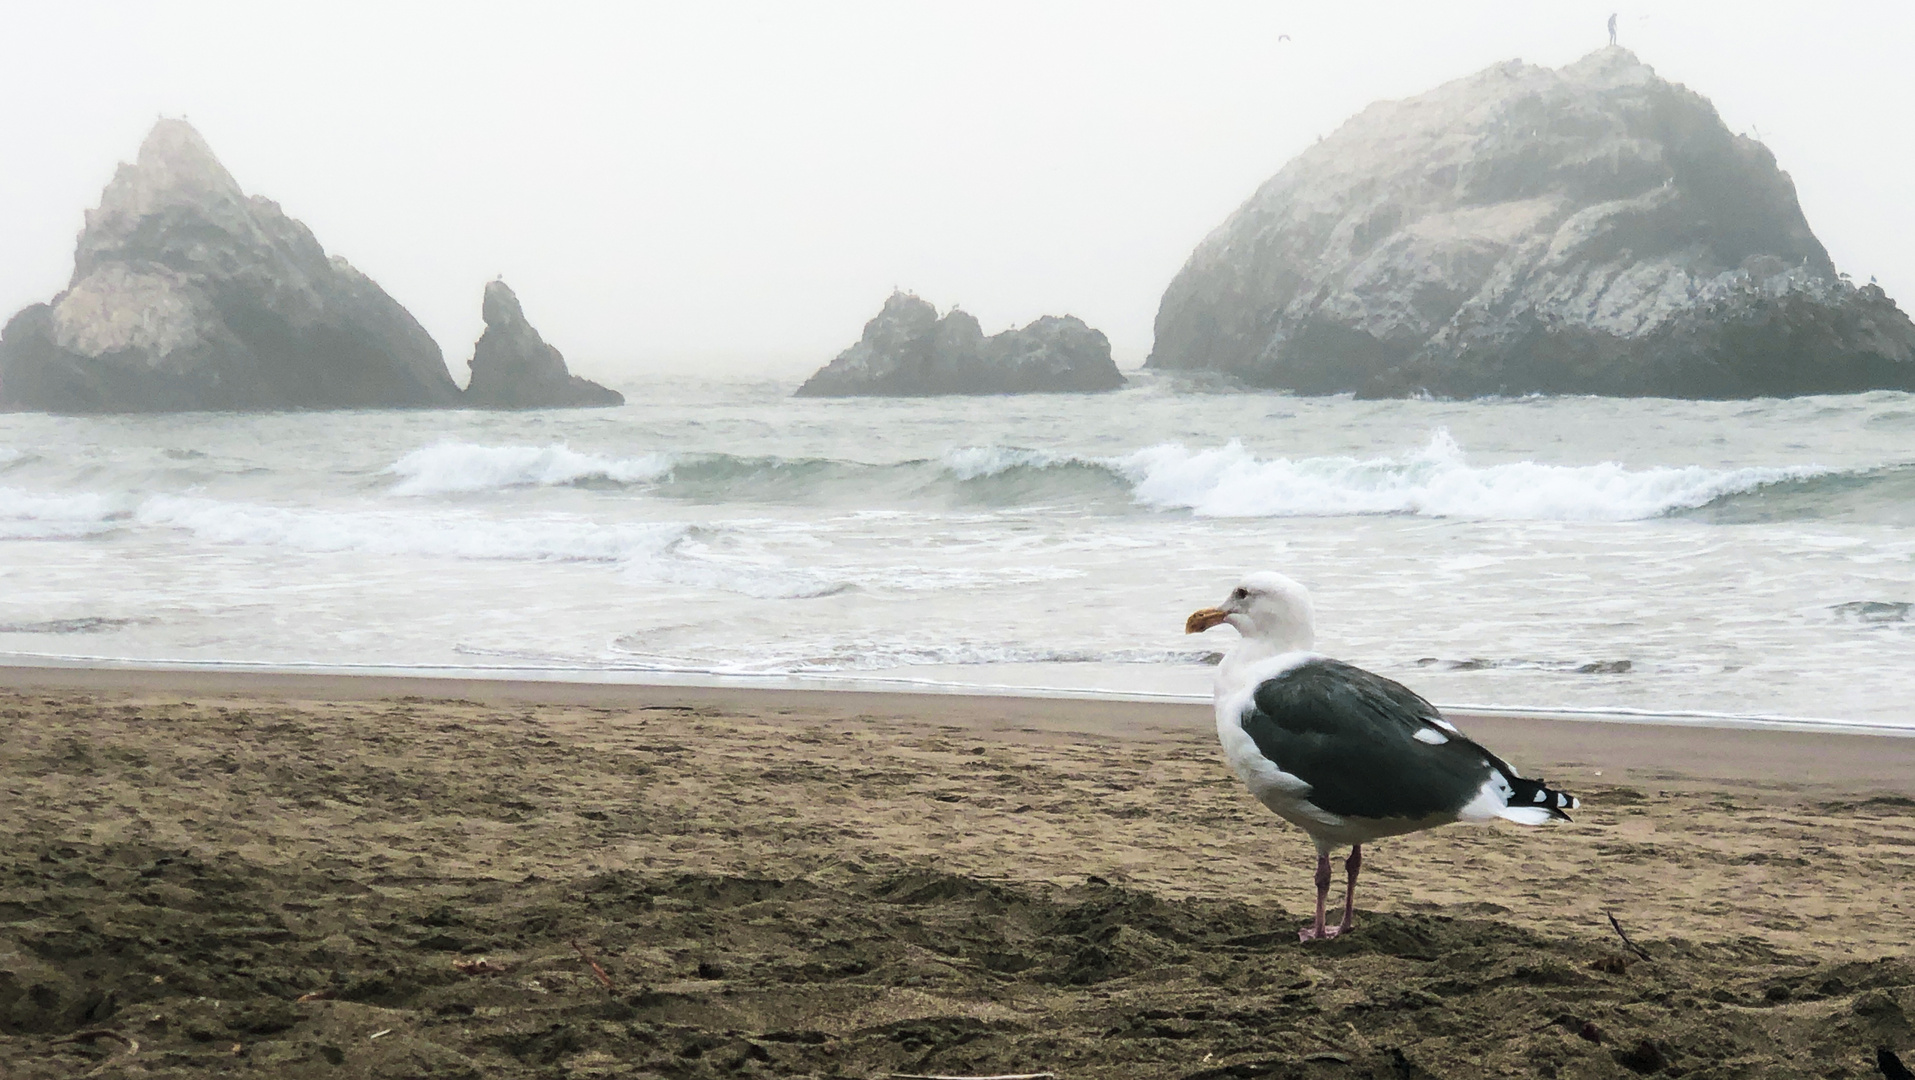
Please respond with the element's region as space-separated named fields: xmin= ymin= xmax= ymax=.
xmin=4 ymin=841 xmax=1913 ymax=1079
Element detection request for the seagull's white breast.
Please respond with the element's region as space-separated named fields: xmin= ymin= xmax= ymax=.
xmin=1213 ymin=650 xmax=1338 ymax=828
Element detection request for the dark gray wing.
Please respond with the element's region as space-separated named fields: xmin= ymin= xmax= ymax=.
xmin=1242 ymin=658 xmax=1512 ymax=820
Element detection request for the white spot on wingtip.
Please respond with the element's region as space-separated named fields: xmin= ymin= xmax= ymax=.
xmin=1412 ymin=727 xmax=1449 ymax=745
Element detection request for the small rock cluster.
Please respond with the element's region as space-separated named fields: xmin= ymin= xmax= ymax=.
xmin=795 ymin=291 xmax=1125 ymax=397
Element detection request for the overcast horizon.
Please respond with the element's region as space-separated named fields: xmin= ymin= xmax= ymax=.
xmin=3 ymin=1 xmax=1909 ymax=383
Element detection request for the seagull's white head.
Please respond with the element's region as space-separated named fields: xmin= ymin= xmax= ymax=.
xmin=1185 ymin=571 xmax=1316 ymax=653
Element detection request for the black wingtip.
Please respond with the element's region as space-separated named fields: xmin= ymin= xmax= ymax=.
xmin=1881 ymin=1046 xmax=1914 ymax=1080
xmin=1508 ymin=776 xmax=1580 ymax=821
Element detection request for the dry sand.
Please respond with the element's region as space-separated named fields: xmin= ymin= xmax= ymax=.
xmin=1 ymin=667 xmax=1912 ymax=1078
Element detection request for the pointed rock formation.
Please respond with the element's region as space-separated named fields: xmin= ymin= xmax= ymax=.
xmin=796 ymin=292 xmax=1125 ymax=396
xmin=464 ymin=280 xmax=622 ymax=408
xmin=1147 ymin=48 xmax=1915 ymax=398
xmin=0 ymin=119 xmax=463 ymax=412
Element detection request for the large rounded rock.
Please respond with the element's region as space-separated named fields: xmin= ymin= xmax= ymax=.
xmin=796 ymin=292 xmax=1125 ymax=396
xmin=1146 ymin=48 xmax=1915 ymax=398
xmin=0 ymin=120 xmax=463 ymax=412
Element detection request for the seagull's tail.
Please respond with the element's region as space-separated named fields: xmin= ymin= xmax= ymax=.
xmin=1497 ymin=776 xmax=1579 ymax=825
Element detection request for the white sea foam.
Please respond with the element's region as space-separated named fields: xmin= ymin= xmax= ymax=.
xmin=771 ymin=643 xmax=1222 ymax=672
xmin=1114 ymin=430 xmax=1833 ymax=521
xmin=131 ymin=494 xmax=867 ymax=599
xmin=608 ymin=637 xmax=1221 ymax=673
xmin=846 ymin=563 xmax=1082 ymax=591
xmin=137 ymin=495 xmax=693 ymax=562
xmin=386 ymin=442 xmax=674 ymax=496
xmin=0 ymin=487 xmax=128 ymax=540
xmin=622 ymin=559 xmax=854 ymax=600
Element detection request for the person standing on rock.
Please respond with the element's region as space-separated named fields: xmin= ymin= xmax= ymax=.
xmin=1608 ymin=13 xmax=1618 ymax=45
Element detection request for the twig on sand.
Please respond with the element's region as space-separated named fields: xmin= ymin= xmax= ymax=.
xmin=884 ymin=1074 xmax=1056 ymax=1080
xmin=53 ymin=1029 xmax=139 ymax=1078
xmin=54 ymin=1029 xmax=139 ymax=1054
xmin=1604 ymin=911 xmax=1653 ymax=962
xmin=571 ymin=939 xmax=615 ymax=992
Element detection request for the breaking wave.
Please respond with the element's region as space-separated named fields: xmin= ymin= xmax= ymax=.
xmin=1113 ymin=431 xmax=1841 ymax=521
xmin=372 ymin=433 xmax=1872 ymax=522
xmin=387 ymin=442 xmax=674 ymax=495
xmin=9 ymin=435 xmax=1893 ymax=567
xmin=0 ymin=487 xmax=129 ymax=540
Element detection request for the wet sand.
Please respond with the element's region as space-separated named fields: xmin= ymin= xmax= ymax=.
xmin=1 ymin=667 xmax=1912 ymax=1078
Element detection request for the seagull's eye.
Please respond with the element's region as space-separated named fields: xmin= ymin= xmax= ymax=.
xmin=1231 ymin=588 xmax=1247 ymax=600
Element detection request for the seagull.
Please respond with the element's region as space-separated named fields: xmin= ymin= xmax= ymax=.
xmin=1186 ymin=572 xmax=1579 ymax=942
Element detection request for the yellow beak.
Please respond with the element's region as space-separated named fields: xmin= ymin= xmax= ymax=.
xmin=1185 ymin=608 xmax=1230 ymax=634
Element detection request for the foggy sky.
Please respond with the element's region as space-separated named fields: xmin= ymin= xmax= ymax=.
xmin=2 ymin=2 xmax=1909 ymax=381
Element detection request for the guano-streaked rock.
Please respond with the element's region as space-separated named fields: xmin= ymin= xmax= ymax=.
xmin=796 ymin=292 xmax=1125 ymax=396
xmin=1146 ymin=48 xmax=1915 ymax=398
xmin=0 ymin=119 xmax=464 ymax=412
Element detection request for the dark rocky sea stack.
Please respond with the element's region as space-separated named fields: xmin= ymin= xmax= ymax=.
xmin=463 ymin=280 xmax=622 ymax=409
xmin=796 ymin=291 xmax=1125 ymax=396
xmin=0 ymin=119 xmax=463 ymax=413
xmin=1147 ymin=47 xmax=1915 ymax=398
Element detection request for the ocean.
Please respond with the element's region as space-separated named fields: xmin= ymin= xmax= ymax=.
xmin=3 ymin=373 xmax=1912 ymax=731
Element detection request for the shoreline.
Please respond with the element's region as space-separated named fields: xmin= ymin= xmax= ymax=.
xmin=5 ymin=655 xmax=1913 ymax=737
xmin=5 ymin=660 xmax=1915 ymax=795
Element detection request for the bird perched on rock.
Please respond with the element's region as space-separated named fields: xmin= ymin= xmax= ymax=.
xmin=1186 ymin=572 xmax=1579 ymax=941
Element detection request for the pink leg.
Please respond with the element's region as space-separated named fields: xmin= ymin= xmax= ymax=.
xmin=1340 ymin=844 xmax=1362 ymax=933
xmin=1300 ymin=852 xmax=1337 ymax=941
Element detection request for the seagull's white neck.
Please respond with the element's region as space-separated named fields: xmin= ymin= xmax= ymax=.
xmin=1215 ymin=630 xmax=1316 ymax=698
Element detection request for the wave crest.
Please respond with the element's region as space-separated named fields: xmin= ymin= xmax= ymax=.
xmin=0 ymin=487 xmax=129 ymax=540
xmin=940 ymin=446 xmax=1068 ymax=480
xmin=365 ymin=433 xmax=1870 ymax=523
xmin=387 ymin=442 xmax=674 ymax=496
xmin=1114 ymin=431 xmax=1835 ymax=521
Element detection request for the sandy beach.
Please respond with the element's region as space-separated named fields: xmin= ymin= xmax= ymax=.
xmin=2 ymin=667 xmax=1912 ymax=1078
